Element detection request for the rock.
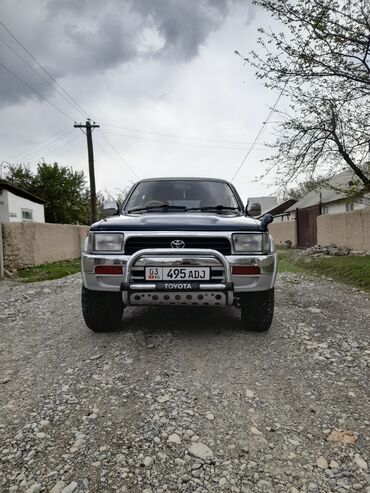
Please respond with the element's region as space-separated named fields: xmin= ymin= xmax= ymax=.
xmin=188 ymin=442 xmax=213 ymax=460
xmin=245 ymin=389 xmax=254 ymax=398
xmin=26 ymin=484 xmax=41 ymax=493
xmin=307 ymin=483 xmax=319 ymax=492
xmin=327 ymin=429 xmax=357 ymax=444
xmin=1 ymin=378 xmax=10 ymax=384
xmin=157 ymin=395 xmax=170 ymax=403
xmin=175 ymin=458 xmax=185 ymax=466
xmin=50 ymin=481 xmax=66 ymax=493
xmin=307 ymin=307 xmax=321 ymax=314
xmin=354 ymin=454 xmax=368 ymax=470
xmin=250 ymin=426 xmax=262 ymax=435
xmin=205 ymin=412 xmax=214 ymax=420
xmin=143 ymin=456 xmax=153 ymax=467
xmin=316 ymin=456 xmax=328 ymax=469
xmin=329 ymin=460 xmax=339 ymax=469
xmin=90 ymin=354 xmax=103 ymax=360
xmin=167 ymin=433 xmax=181 ymax=445
xmin=219 ymin=477 xmax=227 ymax=487
xmin=353 ymin=484 xmax=363 ymax=491
xmin=70 ymin=438 xmax=86 ymax=453
xmin=61 ymin=482 xmax=77 ymax=493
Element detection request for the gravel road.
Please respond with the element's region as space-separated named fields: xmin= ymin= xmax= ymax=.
xmin=0 ymin=273 xmax=369 ymax=493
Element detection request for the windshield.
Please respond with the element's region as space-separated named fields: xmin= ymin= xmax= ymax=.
xmin=125 ymin=180 xmax=241 ymax=213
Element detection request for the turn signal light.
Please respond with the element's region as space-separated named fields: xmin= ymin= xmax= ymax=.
xmin=95 ymin=265 xmax=123 ymax=275
xmin=232 ymin=265 xmax=260 ymax=275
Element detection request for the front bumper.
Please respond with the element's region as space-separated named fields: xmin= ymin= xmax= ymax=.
xmin=81 ymin=248 xmax=277 ymax=305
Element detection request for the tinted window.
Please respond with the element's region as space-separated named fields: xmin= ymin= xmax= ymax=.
xmin=125 ymin=180 xmax=240 ymax=212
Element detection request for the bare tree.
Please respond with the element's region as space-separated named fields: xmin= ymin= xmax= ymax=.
xmin=240 ymin=0 xmax=370 ymax=191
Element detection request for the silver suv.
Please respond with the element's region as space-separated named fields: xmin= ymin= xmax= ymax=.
xmin=81 ymin=178 xmax=277 ymax=332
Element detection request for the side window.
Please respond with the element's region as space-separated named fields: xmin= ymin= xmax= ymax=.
xmin=22 ymin=209 xmax=33 ymax=221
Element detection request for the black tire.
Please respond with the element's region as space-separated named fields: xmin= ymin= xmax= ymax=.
xmin=240 ymin=288 xmax=274 ymax=332
xmin=81 ymin=286 xmax=124 ymax=332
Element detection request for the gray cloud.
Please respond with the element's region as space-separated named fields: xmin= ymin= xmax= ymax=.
xmin=0 ymin=0 xmax=246 ymax=106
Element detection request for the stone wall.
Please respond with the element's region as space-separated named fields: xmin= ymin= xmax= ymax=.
xmin=269 ymin=221 xmax=297 ymax=247
xmin=1 ymin=222 xmax=89 ymax=272
xmin=317 ymin=208 xmax=370 ymax=252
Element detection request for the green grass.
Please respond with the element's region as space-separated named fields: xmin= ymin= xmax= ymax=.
xmin=277 ymin=249 xmax=306 ymax=274
xmin=16 ymin=258 xmax=81 ymax=282
xmin=278 ymin=248 xmax=370 ymax=292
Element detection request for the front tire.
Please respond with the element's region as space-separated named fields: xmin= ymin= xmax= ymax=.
xmin=82 ymin=286 xmax=124 ymax=332
xmin=240 ymin=288 xmax=274 ymax=332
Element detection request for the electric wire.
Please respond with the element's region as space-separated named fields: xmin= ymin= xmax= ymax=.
xmin=94 ymin=136 xmax=139 ymax=181
xmin=12 ymin=127 xmax=72 ymax=162
xmin=0 ymin=36 xmax=86 ymax=118
xmin=99 ymin=131 xmax=139 ymax=179
xmin=0 ymin=21 xmax=90 ymax=118
xmin=24 ymin=133 xmax=80 ymax=164
xmin=102 ymin=123 xmax=266 ymax=146
xmin=22 ymin=129 xmax=76 ymax=163
xmin=230 ymin=86 xmax=286 ymax=183
xmin=102 ymin=129 xmax=267 ymax=151
xmin=0 ymin=62 xmax=75 ymax=121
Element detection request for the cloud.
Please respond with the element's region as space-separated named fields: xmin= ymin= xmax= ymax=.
xmin=0 ymin=0 xmax=247 ymax=106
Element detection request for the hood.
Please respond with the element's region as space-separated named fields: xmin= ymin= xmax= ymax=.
xmin=90 ymin=212 xmax=262 ymax=232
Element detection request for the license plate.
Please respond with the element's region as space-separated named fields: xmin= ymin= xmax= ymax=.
xmin=145 ymin=266 xmax=210 ymax=281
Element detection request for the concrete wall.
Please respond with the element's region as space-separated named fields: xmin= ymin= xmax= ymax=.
xmin=7 ymin=190 xmax=45 ymax=223
xmin=269 ymin=220 xmax=297 ymax=246
xmin=317 ymin=208 xmax=370 ymax=252
xmin=2 ymin=222 xmax=89 ymax=271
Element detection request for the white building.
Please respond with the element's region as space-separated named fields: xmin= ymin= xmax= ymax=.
xmin=285 ymin=171 xmax=370 ymax=219
xmin=0 ymin=181 xmax=45 ymax=223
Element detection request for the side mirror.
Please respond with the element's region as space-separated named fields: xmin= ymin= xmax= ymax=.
xmin=248 ymin=202 xmax=262 ymax=217
xmin=259 ymin=213 xmax=273 ymax=231
xmin=102 ymin=200 xmax=119 ymax=217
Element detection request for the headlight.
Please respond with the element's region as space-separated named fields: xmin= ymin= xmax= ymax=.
xmin=89 ymin=233 xmax=124 ymax=252
xmin=232 ymin=233 xmax=268 ymax=253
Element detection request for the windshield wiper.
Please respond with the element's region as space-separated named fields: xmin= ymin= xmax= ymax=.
xmin=186 ymin=205 xmax=240 ymax=212
xmin=127 ymin=204 xmax=187 ymax=213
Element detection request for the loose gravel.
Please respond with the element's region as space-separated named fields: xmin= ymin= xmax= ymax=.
xmin=0 ymin=272 xmax=369 ymax=493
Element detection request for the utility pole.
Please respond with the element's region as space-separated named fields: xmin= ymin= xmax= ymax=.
xmin=74 ymin=119 xmax=100 ymax=223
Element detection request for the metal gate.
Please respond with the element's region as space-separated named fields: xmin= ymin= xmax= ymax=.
xmin=296 ymin=205 xmax=321 ymax=248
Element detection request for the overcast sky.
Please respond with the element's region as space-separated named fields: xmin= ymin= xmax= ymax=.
xmin=0 ymin=0 xmax=281 ymax=202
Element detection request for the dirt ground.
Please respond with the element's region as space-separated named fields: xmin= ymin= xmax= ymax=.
xmin=0 ymin=272 xmax=369 ymax=493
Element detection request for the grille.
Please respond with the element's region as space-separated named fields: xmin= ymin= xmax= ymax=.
xmin=124 ymin=236 xmax=231 ymax=255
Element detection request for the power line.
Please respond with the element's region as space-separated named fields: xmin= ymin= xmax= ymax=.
xmin=22 ymin=129 xmax=76 ymax=162
xmin=102 ymin=123 xmax=265 ymax=146
xmin=100 ymin=131 xmax=139 ymax=179
xmin=0 ymin=21 xmax=90 ymax=118
xmin=102 ymin=129 xmax=267 ymax=151
xmin=0 ymin=61 xmax=75 ymax=121
xmin=230 ymin=87 xmax=286 ymax=182
xmin=31 ymin=134 xmax=81 ymax=163
xmin=0 ymin=36 xmax=87 ymax=118
xmin=12 ymin=127 xmax=72 ymax=162
xmin=95 ymin=135 xmax=139 ymax=181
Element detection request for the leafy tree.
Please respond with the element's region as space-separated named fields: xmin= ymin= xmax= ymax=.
xmin=239 ymin=0 xmax=370 ymax=191
xmin=5 ymin=162 xmax=93 ymax=224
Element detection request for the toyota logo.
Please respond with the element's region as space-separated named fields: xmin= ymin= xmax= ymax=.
xmin=171 ymin=239 xmax=185 ymax=249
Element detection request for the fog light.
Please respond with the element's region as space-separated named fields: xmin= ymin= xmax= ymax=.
xmin=232 ymin=265 xmax=260 ymax=275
